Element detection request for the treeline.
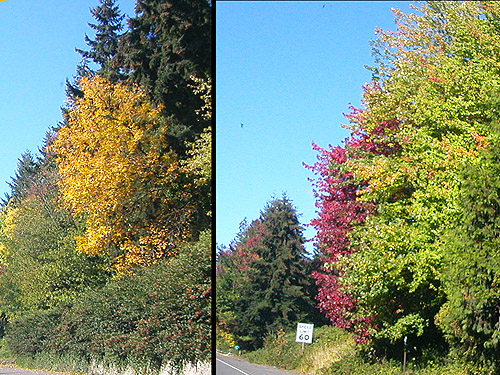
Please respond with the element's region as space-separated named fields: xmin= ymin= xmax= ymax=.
xmin=217 ymin=2 xmax=500 ymax=374
xmin=0 ymin=0 xmax=211 ymax=374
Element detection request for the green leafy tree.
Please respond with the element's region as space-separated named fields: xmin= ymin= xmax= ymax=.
xmin=308 ymin=1 xmax=500 ymax=361
xmin=217 ymin=196 xmax=320 ymax=350
xmin=0 ymin=147 xmax=109 ymax=318
xmin=181 ymin=76 xmax=212 ymax=229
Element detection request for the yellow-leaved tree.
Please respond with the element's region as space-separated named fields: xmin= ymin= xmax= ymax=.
xmin=51 ymin=76 xmax=196 ymax=272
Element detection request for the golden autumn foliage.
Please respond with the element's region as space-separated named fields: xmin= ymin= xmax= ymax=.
xmin=51 ymin=76 xmax=196 ymax=272
xmin=183 ymin=127 xmax=211 ymax=186
xmin=183 ymin=76 xmax=211 ymax=180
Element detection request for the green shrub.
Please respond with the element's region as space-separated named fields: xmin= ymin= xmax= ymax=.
xmin=321 ymin=353 xmax=401 ymax=375
xmin=245 ymin=329 xmax=301 ymax=369
xmin=5 ymin=307 xmax=64 ymax=356
xmin=13 ymin=351 xmax=90 ymax=374
xmin=3 ymin=232 xmax=211 ymax=375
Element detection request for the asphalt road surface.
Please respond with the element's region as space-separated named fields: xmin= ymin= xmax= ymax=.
xmin=0 ymin=366 xmax=70 ymax=375
xmin=216 ymin=353 xmax=304 ymax=375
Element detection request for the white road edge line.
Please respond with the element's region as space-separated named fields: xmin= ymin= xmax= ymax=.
xmin=216 ymin=357 xmax=251 ymax=375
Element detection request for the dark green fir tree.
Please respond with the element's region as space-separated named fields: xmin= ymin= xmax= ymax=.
xmin=65 ymin=0 xmax=126 ymax=103
xmin=76 ymin=0 xmax=126 ymax=82
xmin=4 ymin=151 xmax=40 ymax=207
xmin=217 ymin=195 xmax=321 ymax=350
xmin=439 ymin=122 xmax=500 ymax=372
xmin=117 ymin=0 xmax=212 ymax=151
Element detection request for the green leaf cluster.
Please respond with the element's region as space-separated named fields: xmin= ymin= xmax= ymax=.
xmin=0 ymin=151 xmax=109 ymax=318
xmin=437 ymin=122 xmax=500 ymax=372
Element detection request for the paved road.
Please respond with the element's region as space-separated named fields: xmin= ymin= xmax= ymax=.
xmin=215 ymin=353 xmax=304 ymax=375
xmin=0 ymin=366 xmax=70 ymax=375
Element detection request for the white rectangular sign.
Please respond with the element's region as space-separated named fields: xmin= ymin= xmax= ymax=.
xmin=295 ymin=323 xmax=314 ymax=344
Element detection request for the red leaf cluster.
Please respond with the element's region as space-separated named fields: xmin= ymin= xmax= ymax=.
xmin=305 ymin=111 xmax=401 ymax=341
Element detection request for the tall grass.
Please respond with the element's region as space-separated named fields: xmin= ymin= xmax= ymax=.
xmin=239 ymin=326 xmax=482 ymax=375
xmin=0 ymin=338 xmax=211 ymax=375
xmin=244 ymin=326 xmax=354 ymax=374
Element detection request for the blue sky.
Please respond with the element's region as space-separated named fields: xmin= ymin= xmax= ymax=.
xmin=0 ymin=0 xmax=136 ymax=199
xmin=216 ymin=1 xmax=413 ymax=253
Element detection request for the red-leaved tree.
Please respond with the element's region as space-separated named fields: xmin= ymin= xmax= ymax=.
xmin=305 ymin=108 xmax=401 ymax=342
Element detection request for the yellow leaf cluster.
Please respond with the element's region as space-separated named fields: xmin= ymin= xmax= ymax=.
xmin=113 ymin=227 xmax=180 ymax=273
xmin=189 ymin=75 xmax=212 ymax=121
xmin=50 ymin=76 xmax=191 ymax=271
xmin=182 ymin=126 xmax=212 ymax=186
xmin=184 ymin=76 xmax=211 ymax=185
xmin=0 ymin=208 xmax=15 ymax=265
xmin=350 ymin=157 xmax=402 ymax=198
xmin=1 ymin=206 xmax=18 ymax=242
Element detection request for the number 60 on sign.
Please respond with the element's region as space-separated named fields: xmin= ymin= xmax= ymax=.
xmin=295 ymin=323 xmax=314 ymax=344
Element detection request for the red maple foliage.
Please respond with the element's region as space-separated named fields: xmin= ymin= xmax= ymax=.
xmin=305 ymin=109 xmax=401 ymax=342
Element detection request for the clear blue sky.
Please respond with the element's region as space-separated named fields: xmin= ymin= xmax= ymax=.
xmin=0 ymin=0 xmax=136 ymax=199
xmin=216 ymin=1 xmax=414 ymax=253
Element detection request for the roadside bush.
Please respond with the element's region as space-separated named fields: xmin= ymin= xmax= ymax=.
xmin=56 ymin=231 xmax=211 ymax=372
xmin=322 ymin=353 xmax=401 ymax=375
xmin=216 ymin=324 xmax=236 ymax=351
xmin=245 ymin=329 xmax=301 ymax=370
xmin=4 ymin=232 xmax=211 ymax=375
xmin=5 ymin=306 xmax=64 ymax=356
xmin=297 ymin=326 xmax=354 ymax=374
xmin=242 ymin=324 xmax=479 ymax=375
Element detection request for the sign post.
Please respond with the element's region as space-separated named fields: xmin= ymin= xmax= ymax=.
xmin=295 ymin=323 xmax=314 ymax=351
xmin=403 ymin=335 xmax=407 ymax=374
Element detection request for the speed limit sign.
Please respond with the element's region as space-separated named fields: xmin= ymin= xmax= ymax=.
xmin=295 ymin=323 xmax=314 ymax=344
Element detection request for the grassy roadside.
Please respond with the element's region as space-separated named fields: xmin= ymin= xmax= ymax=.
xmin=0 ymin=338 xmax=153 ymax=375
xmin=0 ymin=338 xmax=211 ymax=375
xmin=218 ymin=326 xmax=482 ymax=375
xmin=0 ymin=338 xmax=90 ymax=374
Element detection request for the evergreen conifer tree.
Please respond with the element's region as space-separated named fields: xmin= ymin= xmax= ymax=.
xmin=4 ymin=152 xmax=40 ymax=207
xmin=217 ymin=195 xmax=319 ymax=350
xmin=75 ymin=0 xmax=126 ymax=82
xmin=65 ymin=0 xmax=126 ymax=104
xmin=117 ymin=0 xmax=212 ymax=151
